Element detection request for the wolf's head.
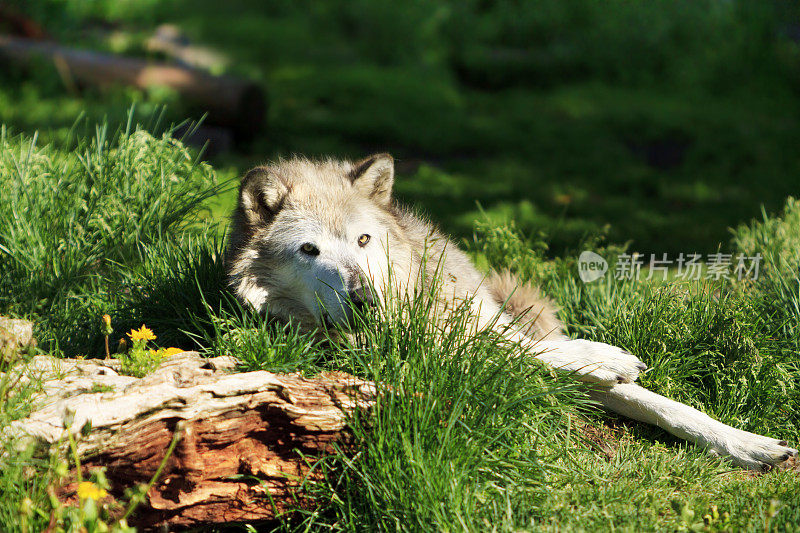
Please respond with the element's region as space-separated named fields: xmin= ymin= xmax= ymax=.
xmin=226 ymin=154 xmax=413 ymax=328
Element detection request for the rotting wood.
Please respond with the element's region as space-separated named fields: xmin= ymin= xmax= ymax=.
xmin=4 ymin=352 xmax=376 ymax=530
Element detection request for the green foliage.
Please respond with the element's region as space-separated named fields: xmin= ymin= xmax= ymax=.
xmin=299 ymin=281 xmax=586 ymax=531
xmin=471 ymin=218 xmax=550 ymax=281
xmin=448 ymin=0 xmax=794 ymax=90
xmin=3 ymin=1 xmax=800 ymax=530
xmin=732 ymin=198 xmax=800 ymax=351
xmin=117 ymin=326 xmax=162 ymax=378
xmin=0 ymin=121 xmax=218 ymax=319
xmin=5 ymin=0 xmax=800 ymax=256
xmin=116 ymin=235 xmax=229 ymax=351
xmin=733 ymin=197 xmax=800 ymax=272
xmin=4 ymin=129 xmax=800 ymax=529
xmin=198 ymin=306 xmax=324 ymax=373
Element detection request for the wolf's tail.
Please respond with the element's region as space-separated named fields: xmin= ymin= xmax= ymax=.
xmin=487 ymin=270 xmax=566 ymax=341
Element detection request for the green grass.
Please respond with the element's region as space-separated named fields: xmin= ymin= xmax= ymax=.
xmin=2 ymin=0 xmax=800 ymax=530
xmin=2 ymin=0 xmax=799 ymax=255
xmin=2 ymin=123 xmax=800 ymax=531
xmin=0 ymin=116 xmax=224 ymax=355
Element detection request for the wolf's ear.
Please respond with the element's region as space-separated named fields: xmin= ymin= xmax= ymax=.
xmin=349 ymin=153 xmax=394 ymax=206
xmin=238 ymin=166 xmax=290 ymax=225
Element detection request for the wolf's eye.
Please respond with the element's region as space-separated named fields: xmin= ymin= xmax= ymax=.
xmin=357 ymin=234 xmax=371 ymax=247
xmin=300 ymin=243 xmax=320 ymax=256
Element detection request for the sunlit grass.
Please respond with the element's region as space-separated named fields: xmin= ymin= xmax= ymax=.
xmin=2 ymin=0 xmax=800 ymax=526
xmin=3 ymin=116 xmax=800 ymax=530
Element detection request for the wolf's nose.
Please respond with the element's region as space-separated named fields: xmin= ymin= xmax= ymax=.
xmin=348 ymin=285 xmax=375 ymax=310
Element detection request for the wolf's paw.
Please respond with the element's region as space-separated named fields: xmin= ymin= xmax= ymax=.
xmin=534 ymin=339 xmax=647 ymax=385
xmin=711 ymin=429 xmax=798 ymax=471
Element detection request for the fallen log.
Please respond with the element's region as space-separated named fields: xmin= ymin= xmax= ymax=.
xmin=4 ymin=352 xmax=376 ymax=530
xmin=0 ymin=35 xmax=266 ymax=140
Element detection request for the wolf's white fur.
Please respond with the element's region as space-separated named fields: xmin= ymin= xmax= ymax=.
xmin=225 ymin=154 xmax=796 ymax=470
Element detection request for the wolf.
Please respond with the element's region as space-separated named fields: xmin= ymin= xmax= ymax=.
xmin=224 ymin=153 xmax=796 ymax=471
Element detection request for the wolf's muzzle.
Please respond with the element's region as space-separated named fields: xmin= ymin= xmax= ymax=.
xmin=348 ymin=284 xmax=375 ymax=311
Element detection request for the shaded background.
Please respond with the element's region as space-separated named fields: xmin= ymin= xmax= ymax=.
xmin=1 ymin=0 xmax=799 ymax=256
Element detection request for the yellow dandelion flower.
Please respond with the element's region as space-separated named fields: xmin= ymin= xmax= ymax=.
xmin=147 ymin=347 xmax=184 ymax=359
xmin=128 ymin=325 xmax=156 ymax=342
xmin=76 ymin=481 xmax=107 ymax=501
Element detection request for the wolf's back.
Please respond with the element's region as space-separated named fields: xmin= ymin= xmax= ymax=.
xmin=487 ymin=270 xmax=565 ymax=341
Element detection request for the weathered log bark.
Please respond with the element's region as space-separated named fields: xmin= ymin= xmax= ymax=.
xmin=4 ymin=352 xmax=376 ymax=530
xmin=0 ymin=35 xmax=266 ymax=140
